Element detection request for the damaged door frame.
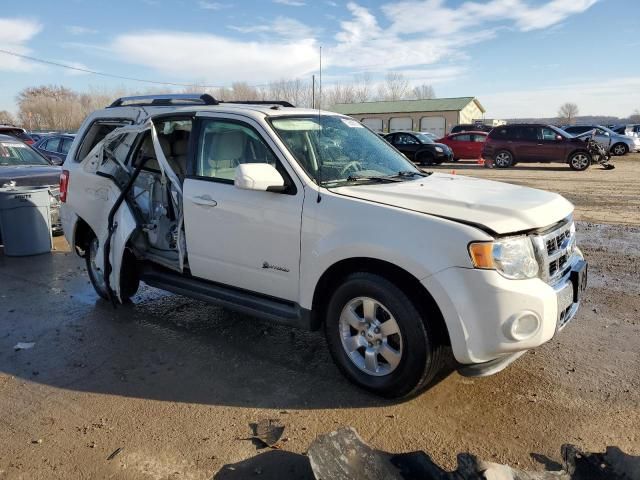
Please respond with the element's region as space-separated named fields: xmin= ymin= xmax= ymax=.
xmin=100 ymin=117 xmax=188 ymax=304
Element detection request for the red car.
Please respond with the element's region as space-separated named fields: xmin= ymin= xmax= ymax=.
xmin=437 ymin=131 xmax=488 ymax=160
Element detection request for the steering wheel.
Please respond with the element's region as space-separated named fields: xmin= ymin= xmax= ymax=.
xmin=340 ymin=161 xmax=363 ymax=177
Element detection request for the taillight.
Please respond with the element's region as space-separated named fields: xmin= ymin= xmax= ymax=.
xmin=60 ymin=170 xmax=69 ymax=203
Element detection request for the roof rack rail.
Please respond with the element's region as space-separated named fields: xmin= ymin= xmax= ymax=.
xmin=108 ymin=93 xmax=219 ymax=108
xmin=222 ymin=100 xmax=295 ymax=108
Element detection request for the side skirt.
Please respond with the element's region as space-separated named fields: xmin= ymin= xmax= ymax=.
xmin=138 ymin=263 xmax=317 ymax=330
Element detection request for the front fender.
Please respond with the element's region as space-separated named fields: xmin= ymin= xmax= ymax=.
xmin=299 ymin=189 xmax=490 ymax=309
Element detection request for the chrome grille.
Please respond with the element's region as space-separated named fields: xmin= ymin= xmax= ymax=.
xmin=532 ymin=219 xmax=576 ymax=285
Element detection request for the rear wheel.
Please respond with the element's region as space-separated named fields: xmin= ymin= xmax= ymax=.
xmin=324 ymin=272 xmax=448 ymax=398
xmin=611 ymin=143 xmax=628 ymax=156
xmin=494 ymin=150 xmax=513 ymax=168
xmin=569 ymin=152 xmax=591 ymax=171
xmin=86 ymin=235 xmax=139 ymax=301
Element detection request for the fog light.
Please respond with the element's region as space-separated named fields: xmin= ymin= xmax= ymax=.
xmin=505 ymin=312 xmax=541 ymax=341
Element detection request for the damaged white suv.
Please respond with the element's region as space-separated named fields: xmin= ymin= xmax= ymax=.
xmin=60 ymin=94 xmax=587 ymax=398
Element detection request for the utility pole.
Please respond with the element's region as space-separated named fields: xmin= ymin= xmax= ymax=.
xmin=312 ymin=75 xmax=315 ymax=109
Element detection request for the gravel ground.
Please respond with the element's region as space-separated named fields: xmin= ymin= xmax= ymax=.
xmin=0 ymin=155 xmax=638 ymax=479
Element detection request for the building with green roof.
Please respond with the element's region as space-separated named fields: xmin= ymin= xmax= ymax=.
xmin=330 ymin=97 xmax=486 ymax=136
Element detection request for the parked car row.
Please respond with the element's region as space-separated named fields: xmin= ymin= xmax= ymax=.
xmin=380 ymin=120 xmax=639 ymax=171
xmin=0 ymin=134 xmax=63 ymax=238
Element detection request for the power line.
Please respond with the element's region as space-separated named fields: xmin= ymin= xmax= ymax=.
xmin=0 ymin=47 xmax=267 ymax=89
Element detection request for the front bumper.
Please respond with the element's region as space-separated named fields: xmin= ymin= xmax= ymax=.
xmin=422 ymin=252 xmax=586 ymax=370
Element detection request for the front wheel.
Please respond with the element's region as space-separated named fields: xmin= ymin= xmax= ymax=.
xmin=569 ymin=152 xmax=591 ymax=171
xmin=494 ymin=150 xmax=513 ymax=168
xmin=417 ymin=152 xmax=435 ymax=166
xmin=324 ymin=272 xmax=448 ymax=398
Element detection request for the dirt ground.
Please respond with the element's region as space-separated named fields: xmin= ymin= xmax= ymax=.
xmin=0 ymin=155 xmax=639 ymax=479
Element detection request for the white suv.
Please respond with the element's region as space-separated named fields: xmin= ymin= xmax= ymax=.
xmin=60 ymin=94 xmax=587 ymax=398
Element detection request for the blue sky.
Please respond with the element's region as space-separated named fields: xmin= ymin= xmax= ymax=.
xmin=1 ymin=0 xmax=639 ymax=118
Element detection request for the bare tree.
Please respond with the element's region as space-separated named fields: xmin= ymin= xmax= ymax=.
xmin=353 ymin=73 xmax=373 ymax=103
xmin=377 ymin=72 xmax=410 ymax=101
xmin=558 ymin=102 xmax=579 ymax=124
xmin=629 ymin=109 xmax=640 ymax=123
xmin=0 ymin=110 xmax=15 ymax=125
xmin=411 ymin=84 xmax=436 ymax=100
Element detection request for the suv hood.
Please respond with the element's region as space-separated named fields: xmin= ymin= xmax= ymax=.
xmin=330 ymin=173 xmax=573 ymax=235
xmin=0 ymin=165 xmax=61 ymax=188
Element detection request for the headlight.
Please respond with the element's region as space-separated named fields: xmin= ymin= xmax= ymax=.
xmin=435 ymin=146 xmax=444 ymax=153
xmin=468 ymin=236 xmax=539 ymax=280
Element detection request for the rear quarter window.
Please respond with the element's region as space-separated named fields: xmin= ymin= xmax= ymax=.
xmin=489 ymin=127 xmax=509 ymax=139
xmin=75 ymin=119 xmax=132 ymax=162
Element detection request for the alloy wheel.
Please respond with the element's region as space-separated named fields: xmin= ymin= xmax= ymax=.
xmin=571 ymin=153 xmax=590 ymax=170
xmin=338 ymin=297 xmax=403 ymax=377
xmin=612 ymin=144 xmax=626 ymax=156
xmin=495 ymin=152 xmax=512 ymax=168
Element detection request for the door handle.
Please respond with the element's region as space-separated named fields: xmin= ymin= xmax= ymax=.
xmin=191 ymin=194 xmax=217 ymax=207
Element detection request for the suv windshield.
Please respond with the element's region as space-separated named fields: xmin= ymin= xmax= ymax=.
xmin=0 ymin=142 xmax=50 ymax=166
xmin=271 ymin=116 xmax=420 ymax=186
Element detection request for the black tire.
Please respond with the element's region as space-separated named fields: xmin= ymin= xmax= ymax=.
xmin=568 ymin=151 xmax=591 ymax=171
xmin=324 ymin=272 xmax=448 ymax=398
xmin=86 ymin=235 xmax=139 ymax=301
xmin=611 ymin=143 xmax=628 ymax=156
xmin=417 ymin=152 xmax=435 ymax=166
xmin=494 ymin=150 xmax=513 ymax=168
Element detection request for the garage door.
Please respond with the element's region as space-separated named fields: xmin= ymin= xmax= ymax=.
xmin=389 ymin=117 xmax=413 ymax=132
xmin=361 ymin=118 xmax=383 ymax=132
xmin=420 ymin=117 xmax=445 ymax=137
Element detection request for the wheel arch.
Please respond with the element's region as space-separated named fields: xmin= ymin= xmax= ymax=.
xmin=566 ymin=148 xmax=590 ymax=164
xmin=310 ymin=257 xmax=451 ymax=345
xmin=610 ymin=142 xmax=628 ymax=155
xmin=494 ymin=148 xmax=515 ymax=160
xmin=72 ymin=216 xmax=94 ymax=257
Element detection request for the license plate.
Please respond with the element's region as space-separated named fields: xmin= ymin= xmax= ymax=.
xmin=570 ymin=260 xmax=588 ymax=303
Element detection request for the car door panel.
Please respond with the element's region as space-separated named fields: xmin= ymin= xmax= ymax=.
xmin=183 ymin=115 xmax=304 ymax=302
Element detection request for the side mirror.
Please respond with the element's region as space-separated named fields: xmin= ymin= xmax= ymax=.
xmin=48 ymin=155 xmax=63 ymax=166
xmin=234 ymin=163 xmax=286 ymax=192
xmin=556 ymin=135 xmax=564 ymax=141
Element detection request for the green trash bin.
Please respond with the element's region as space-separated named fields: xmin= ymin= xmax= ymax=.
xmin=0 ymin=186 xmax=52 ymax=256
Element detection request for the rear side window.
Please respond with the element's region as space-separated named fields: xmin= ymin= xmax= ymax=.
xmin=45 ymin=137 xmax=61 ymax=152
xmin=471 ymin=134 xmax=486 ymax=142
xmin=75 ymin=119 xmax=132 ymax=162
xmin=61 ymin=137 xmax=73 ymax=154
xmin=454 ymin=134 xmax=471 ymax=142
xmin=489 ymin=127 xmax=509 ymax=139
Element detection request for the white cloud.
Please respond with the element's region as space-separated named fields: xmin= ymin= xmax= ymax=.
xmin=66 ymin=25 xmax=98 ymax=35
xmin=381 ymin=0 xmax=598 ymax=36
xmin=229 ymin=16 xmax=316 ymax=38
xmin=324 ymin=0 xmax=596 ymax=72
xmin=110 ymin=31 xmax=318 ymax=84
xmin=198 ymin=1 xmax=230 ymax=10
xmin=0 ymin=18 xmax=42 ymax=72
xmin=101 ymin=0 xmax=596 ymax=94
xmin=273 ymin=0 xmax=306 ymax=6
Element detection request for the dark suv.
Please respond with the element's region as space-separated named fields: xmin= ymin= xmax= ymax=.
xmin=482 ymin=124 xmax=592 ymax=170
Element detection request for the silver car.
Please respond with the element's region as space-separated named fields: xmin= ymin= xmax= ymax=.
xmin=563 ymin=125 xmax=640 ymax=155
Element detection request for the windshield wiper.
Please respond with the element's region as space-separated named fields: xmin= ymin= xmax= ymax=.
xmin=345 ymin=174 xmax=401 ymax=183
xmin=395 ymin=170 xmax=427 ymax=178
